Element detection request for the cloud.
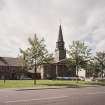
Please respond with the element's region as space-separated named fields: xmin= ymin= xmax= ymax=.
xmin=0 ymin=0 xmax=105 ymax=57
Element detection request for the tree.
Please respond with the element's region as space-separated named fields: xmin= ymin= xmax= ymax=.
xmin=95 ymin=52 xmax=105 ymax=79
xmin=65 ymin=58 xmax=76 ymax=77
xmin=20 ymin=34 xmax=53 ymax=85
xmin=86 ymin=59 xmax=100 ymax=78
xmin=67 ymin=41 xmax=91 ymax=78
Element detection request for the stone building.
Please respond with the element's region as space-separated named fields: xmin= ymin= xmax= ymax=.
xmin=0 ymin=57 xmax=23 ymax=79
xmin=37 ymin=25 xmax=71 ymax=79
xmin=0 ymin=25 xmax=72 ymax=80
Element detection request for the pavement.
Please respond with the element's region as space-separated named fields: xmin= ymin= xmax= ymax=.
xmin=0 ymin=86 xmax=105 ymax=105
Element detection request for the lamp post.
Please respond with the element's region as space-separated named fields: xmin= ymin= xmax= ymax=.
xmin=56 ymin=63 xmax=58 ymax=78
xmin=4 ymin=73 xmax=5 ymax=84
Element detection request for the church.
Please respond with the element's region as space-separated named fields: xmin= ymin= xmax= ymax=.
xmin=37 ymin=25 xmax=73 ymax=79
xmin=0 ymin=25 xmax=75 ymax=80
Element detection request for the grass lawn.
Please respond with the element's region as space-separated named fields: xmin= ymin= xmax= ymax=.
xmin=0 ymin=80 xmax=105 ymax=88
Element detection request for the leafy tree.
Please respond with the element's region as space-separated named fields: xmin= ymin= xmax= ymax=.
xmin=95 ymin=52 xmax=105 ymax=79
xmin=67 ymin=41 xmax=91 ymax=77
xmin=20 ymin=34 xmax=53 ymax=85
xmin=19 ymin=49 xmax=29 ymax=71
xmin=65 ymin=58 xmax=76 ymax=77
xmin=86 ymin=59 xmax=100 ymax=78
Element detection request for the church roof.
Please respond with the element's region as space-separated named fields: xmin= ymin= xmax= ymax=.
xmin=0 ymin=57 xmax=22 ymax=66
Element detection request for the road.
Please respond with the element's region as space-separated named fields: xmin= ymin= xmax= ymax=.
xmin=0 ymin=86 xmax=105 ymax=105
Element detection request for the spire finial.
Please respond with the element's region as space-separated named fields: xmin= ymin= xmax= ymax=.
xmin=59 ymin=18 xmax=62 ymax=25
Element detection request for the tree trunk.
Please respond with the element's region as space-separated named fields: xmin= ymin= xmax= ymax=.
xmin=34 ymin=62 xmax=37 ymax=85
xmin=76 ymin=65 xmax=79 ymax=83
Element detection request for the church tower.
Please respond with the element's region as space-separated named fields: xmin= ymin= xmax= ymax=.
xmin=54 ymin=25 xmax=66 ymax=62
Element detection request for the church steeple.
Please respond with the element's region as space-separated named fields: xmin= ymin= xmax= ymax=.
xmin=56 ymin=25 xmax=65 ymax=50
xmin=55 ymin=25 xmax=66 ymax=62
xmin=58 ymin=25 xmax=64 ymax=42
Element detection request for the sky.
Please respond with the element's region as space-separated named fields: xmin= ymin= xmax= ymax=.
xmin=0 ymin=0 xmax=105 ymax=57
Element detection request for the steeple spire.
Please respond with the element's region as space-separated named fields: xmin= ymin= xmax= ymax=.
xmin=58 ymin=24 xmax=64 ymax=42
xmin=56 ymin=24 xmax=65 ymax=50
xmin=55 ymin=24 xmax=66 ymax=62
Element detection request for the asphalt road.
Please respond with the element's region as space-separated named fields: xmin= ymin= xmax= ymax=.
xmin=0 ymin=86 xmax=105 ymax=105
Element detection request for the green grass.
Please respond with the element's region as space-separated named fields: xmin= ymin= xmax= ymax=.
xmin=0 ymin=80 xmax=105 ymax=88
xmin=0 ymin=80 xmax=35 ymax=88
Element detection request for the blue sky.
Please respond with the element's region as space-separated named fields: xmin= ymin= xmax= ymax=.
xmin=0 ymin=0 xmax=105 ymax=57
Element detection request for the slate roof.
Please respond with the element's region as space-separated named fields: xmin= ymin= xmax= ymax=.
xmin=0 ymin=57 xmax=22 ymax=66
